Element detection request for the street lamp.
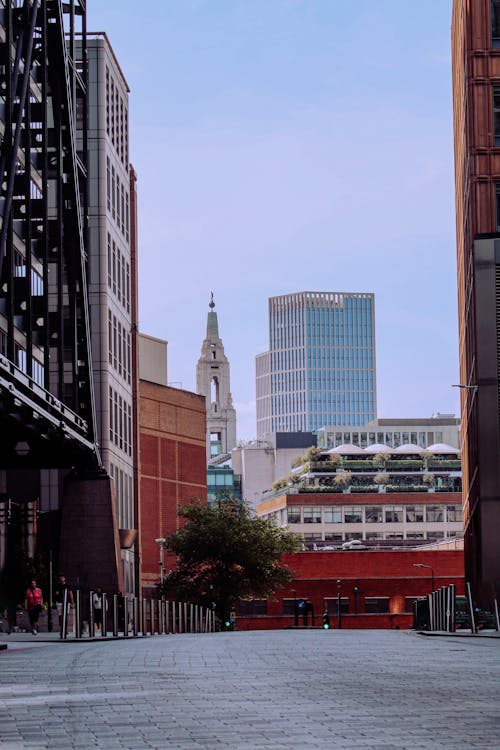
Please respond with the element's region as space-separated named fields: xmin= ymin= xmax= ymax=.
xmin=155 ymin=538 xmax=166 ymax=585
xmin=413 ymin=563 xmax=435 ymax=593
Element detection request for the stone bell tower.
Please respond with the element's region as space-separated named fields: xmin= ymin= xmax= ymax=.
xmin=196 ymin=294 xmax=237 ymax=461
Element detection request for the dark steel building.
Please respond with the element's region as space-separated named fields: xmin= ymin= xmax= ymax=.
xmin=0 ymin=1 xmax=122 ymax=594
xmin=452 ymin=0 xmax=500 ymax=599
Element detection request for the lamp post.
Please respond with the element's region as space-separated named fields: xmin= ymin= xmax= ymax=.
xmin=155 ymin=538 xmax=166 ymax=586
xmin=337 ymin=579 xmax=342 ymax=629
xmin=413 ymin=563 xmax=435 ymax=593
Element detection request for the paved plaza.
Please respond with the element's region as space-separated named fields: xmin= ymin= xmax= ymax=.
xmin=0 ymin=629 xmax=499 ymax=749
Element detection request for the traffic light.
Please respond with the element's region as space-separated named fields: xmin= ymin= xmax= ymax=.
xmin=322 ymin=612 xmax=330 ymax=629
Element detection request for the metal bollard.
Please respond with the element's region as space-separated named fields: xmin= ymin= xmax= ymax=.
xmin=133 ymin=597 xmax=138 ymax=637
xmin=75 ymin=589 xmax=82 ymax=639
xmin=449 ymin=584 xmax=456 ymax=632
xmin=89 ymin=590 xmax=95 ymax=638
xmin=165 ymin=601 xmax=170 ymax=634
xmin=178 ymin=601 xmax=183 ymax=633
xmin=123 ymin=596 xmax=129 ymax=637
xmin=142 ymin=598 xmax=147 ymax=636
xmin=171 ymin=601 xmax=176 ymax=634
xmin=102 ymin=593 xmax=108 ymax=637
xmin=112 ymin=594 xmax=118 ymax=637
xmin=184 ymin=603 xmax=188 ymax=633
xmin=466 ymin=581 xmax=477 ymax=634
xmin=159 ymin=600 xmax=164 ymax=634
xmin=149 ymin=599 xmax=155 ymax=635
xmin=61 ymin=588 xmax=68 ymax=640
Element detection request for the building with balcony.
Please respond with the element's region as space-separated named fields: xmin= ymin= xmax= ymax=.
xmin=256 ymin=291 xmax=376 ymax=436
xmin=256 ymin=443 xmax=463 ymax=546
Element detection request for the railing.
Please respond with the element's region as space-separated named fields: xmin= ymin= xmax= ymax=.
xmin=413 ymin=583 xmax=500 ymax=634
xmin=56 ymin=590 xmax=218 ymax=640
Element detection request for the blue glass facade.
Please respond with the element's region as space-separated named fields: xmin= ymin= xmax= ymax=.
xmin=262 ymin=292 xmax=376 ymax=434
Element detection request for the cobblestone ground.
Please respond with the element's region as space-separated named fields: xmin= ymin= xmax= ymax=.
xmin=0 ymin=630 xmax=499 ymax=749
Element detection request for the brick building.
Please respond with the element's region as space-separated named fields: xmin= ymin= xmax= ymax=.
xmin=236 ymin=549 xmax=465 ymax=630
xmin=138 ymin=335 xmax=207 ymax=596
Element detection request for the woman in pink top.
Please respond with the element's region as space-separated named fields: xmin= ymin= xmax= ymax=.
xmin=25 ymin=579 xmax=43 ymax=634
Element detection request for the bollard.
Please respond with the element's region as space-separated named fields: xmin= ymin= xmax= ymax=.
xmin=123 ymin=596 xmax=129 ymax=637
xmin=493 ymin=598 xmax=500 ymax=631
xmin=102 ymin=593 xmax=108 ymax=637
xmin=112 ymin=594 xmax=118 ymax=637
xmin=190 ymin=603 xmax=194 ymax=633
xmin=162 ymin=601 xmax=167 ymax=634
xmin=172 ymin=601 xmax=176 ymax=634
xmin=178 ymin=601 xmax=183 ymax=633
xmin=149 ymin=599 xmax=155 ymax=635
xmin=466 ymin=582 xmax=477 ymax=634
xmin=61 ymin=588 xmax=68 ymax=640
xmin=165 ymin=601 xmax=170 ymax=634
xmin=158 ymin=599 xmax=163 ymax=634
xmin=89 ymin=590 xmax=95 ymax=638
xmin=142 ymin=598 xmax=147 ymax=636
xmin=427 ymin=594 xmax=433 ymax=631
xmin=75 ymin=589 xmax=82 ymax=639
xmin=450 ymin=584 xmax=456 ymax=632
xmin=184 ymin=603 xmax=188 ymax=633
xmin=133 ymin=597 xmax=138 ymax=637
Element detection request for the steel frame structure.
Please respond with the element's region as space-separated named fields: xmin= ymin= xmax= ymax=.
xmin=0 ymin=0 xmax=99 ymax=469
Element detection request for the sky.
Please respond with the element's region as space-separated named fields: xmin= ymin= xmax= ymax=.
xmin=88 ymin=0 xmax=458 ymax=441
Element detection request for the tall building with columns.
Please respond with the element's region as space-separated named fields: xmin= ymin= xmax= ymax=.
xmin=196 ymin=296 xmax=237 ymax=461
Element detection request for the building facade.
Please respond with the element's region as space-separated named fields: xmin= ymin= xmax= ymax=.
xmin=316 ymin=414 xmax=460 ymax=451
xmin=452 ymin=0 xmax=500 ymax=598
xmin=256 ymin=443 xmax=463 ymax=546
xmin=138 ymin=334 xmax=207 ymax=596
xmin=256 ymin=292 xmax=377 ymax=437
xmin=85 ymin=34 xmax=136 ymax=595
xmin=196 ymin=295 xmax=237 ymax=461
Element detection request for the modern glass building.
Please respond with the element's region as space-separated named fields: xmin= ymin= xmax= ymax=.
xmin=256 ymin=292 xmax=376 ymax=436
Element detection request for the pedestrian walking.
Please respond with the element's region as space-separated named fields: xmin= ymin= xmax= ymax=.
xmin=25 ymin=579 xmax=43 ymax=635
xmin=53 ymin=574 xmax=74 ymax=637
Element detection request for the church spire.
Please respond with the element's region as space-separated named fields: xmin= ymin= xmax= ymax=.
xmin=206 ymin=290 xmax=219 ymax=340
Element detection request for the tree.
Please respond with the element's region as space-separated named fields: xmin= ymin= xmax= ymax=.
xmin=159 ymin=501 xmax=301 ymax=623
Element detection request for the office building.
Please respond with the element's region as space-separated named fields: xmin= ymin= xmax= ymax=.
xmin=316 ymin=414 xmax=460 ymax=451
xmin=257 ymin=442 xmax=463 ymax=546
xmin=256 ymin=292 xmax=376 ymax=437
xmin=196 ymin=295 xmax=237 ymax=461
xmin=452 ymin=0 xmax=500 ymax=598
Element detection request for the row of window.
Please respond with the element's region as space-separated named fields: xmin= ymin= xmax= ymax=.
xmin=109 ymin=461 xmax=134 ymax=530
xmin=106 ymin=157 xmax=129 ymax=241
xmin=1 ymin=331 xmax=45 ymax=387
xmin=109 ymin=386 xmax=132 ymax=456
xmin=107 ymin=233 xmax=130 ymax=313
xmin=285 ymin=504 xmax=462 ymax=524
xmin=324 ymin=430 xmax=446 ymax=449
xmin=14 ymin=251 xmax=44 ymax=295
xmin=302 ymin=531 xmax=453 ymax=542
xmin=108 ymin=310 xmax=131 ymax=385
xmin=105 ymin=66 xmax=129 ymax=166
xmin=239 ymin=596 xmax=419 ymax=617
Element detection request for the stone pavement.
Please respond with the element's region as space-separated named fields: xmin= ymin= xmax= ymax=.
xmin=0 ymin=630 xmax=499 ymax=749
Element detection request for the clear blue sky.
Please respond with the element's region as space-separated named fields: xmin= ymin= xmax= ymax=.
xmin=88 ymin=0 xmax=458 ymax=441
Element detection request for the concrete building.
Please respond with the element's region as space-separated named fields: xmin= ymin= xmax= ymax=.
xmin=138 ymin=334 xmax=207 ymax=596
xmin=231 ymin=432 xmax=317 ymax=511
xmin=256 ymin=443 xmax=463 ymax=546
xmin=452 ymin=0 xmax=500 ymax=598
xmin=197 ymin=295 xmax=237 ymax=461
xmin=85 ymin=34 xmax=136 ymax=595
xmin=316 ymin=414 xmax=460 ymax=451
xmin=256 ymin=291 xmax=376 ymax=437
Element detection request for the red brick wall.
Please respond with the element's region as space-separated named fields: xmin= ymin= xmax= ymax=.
xmin=236 ymin=549 xmax=464 ymax=630
xmin=139 ymin=381 xmax=207 ymax=591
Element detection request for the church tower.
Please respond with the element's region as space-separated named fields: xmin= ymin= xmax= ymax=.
xmin=196 ymin=294 xmax=237 ymax=461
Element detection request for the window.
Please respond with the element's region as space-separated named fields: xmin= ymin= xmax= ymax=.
xmin=385 ymin=506 xmax=403 ymax=523
xmin=303 ymin=506 xmax=321 ymax=523
xmin=344 ymin=506 xmax=362 ymax=523
xmin=427 ymin=531 xmax=444 ymax=540
xmin=323 ymin=507 xmax=342 ymax=523
xmin=0 ymin=329 xmax=6 ymax=355
xmin=325 ymin=597 xmax=349 ymax=615
xmin=406 ymin=505 xmax=424 ymax=523
xmin=365 ymin=506 xmax=383 ymax=523
xmin=385 ymin=532 xmax=403 ymax=540
xmin=15 ymin=344 xmax=26 ymax=372
xmin=446 ymin=505 xmax=462 ymax=522
xmin=239 ymin=600 xmax=267 ymax=616
xmin=494 ymin=87 xmax=500 ymax=145
xmin=426 ymin=505 xmax=444 ymax=523
xmin=324 ymin=532 xmax=343 ymax=542
xmin=32 ymin=359 xmax=44 ymax=386
xmin=364 ymin=597 xmax=389 ymax=614
xmin=287 ymin=507 xmax=301 ymax=524
xmin=492 ymin=0 xmax=500 ymax=47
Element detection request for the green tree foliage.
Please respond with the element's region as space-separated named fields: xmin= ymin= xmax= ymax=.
xmin=160 ymin=501 xmax=300 ymax=622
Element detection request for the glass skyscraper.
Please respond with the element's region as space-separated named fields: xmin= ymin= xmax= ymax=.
xmin=256 ymin=292 xmax=377 ymax=436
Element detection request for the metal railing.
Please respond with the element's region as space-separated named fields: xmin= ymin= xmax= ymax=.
xmin=414 ymin=583 xmax=500 ymax=634
xmin=57 ymin=591 xmax=218 ymax=640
